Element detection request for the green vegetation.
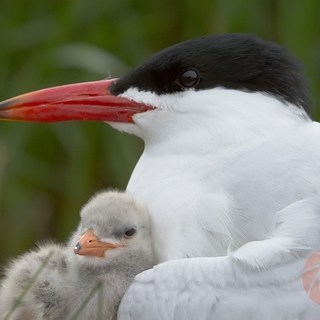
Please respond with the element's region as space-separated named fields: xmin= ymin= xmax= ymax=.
xmin=0 ymin=0 xmax=320 ymax=268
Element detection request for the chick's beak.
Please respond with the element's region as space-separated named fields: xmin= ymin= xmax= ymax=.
xmin=74 ymin=229 xmax=123 ymax=258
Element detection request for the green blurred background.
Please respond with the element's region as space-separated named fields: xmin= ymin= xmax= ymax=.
xmin=0 ymin=0 xmax=320 ymax=267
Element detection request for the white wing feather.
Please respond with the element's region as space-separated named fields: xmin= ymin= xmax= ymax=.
xmin=118 ymin=198 xmax=320 ymax=319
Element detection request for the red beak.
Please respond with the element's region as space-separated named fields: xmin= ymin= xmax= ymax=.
xmin=0 ymin=79 xmax=154 ymax=123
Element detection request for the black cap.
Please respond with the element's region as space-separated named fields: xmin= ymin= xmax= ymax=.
xmin=110 ymin=34 xmax=310 ymax=116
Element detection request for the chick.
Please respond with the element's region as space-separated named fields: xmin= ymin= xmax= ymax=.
xmin=66 ymin=190 xmax=155 ymax=320
xmin=0 ymin=190 xmax=155 ymax=320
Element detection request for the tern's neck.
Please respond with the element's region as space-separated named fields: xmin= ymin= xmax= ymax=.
xmin=111 ymin=89 xmax=310 ymax=160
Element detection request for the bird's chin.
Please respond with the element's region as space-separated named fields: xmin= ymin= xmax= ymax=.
xmin=75 ymin=255 xmax=108 ymax=267
xmin=106 ymin=120 xmax=143 ymax=137
xmin=76 ymin=248 xmax=124 ymax=266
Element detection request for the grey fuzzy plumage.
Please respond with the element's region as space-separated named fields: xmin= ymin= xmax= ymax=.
xmin=0 ymin=244 xmax=69 ymax=319
xmin=0 ymin=190 xmax=155 ymax=320
xmin=66 ymin=190 xmax=155 ymax=320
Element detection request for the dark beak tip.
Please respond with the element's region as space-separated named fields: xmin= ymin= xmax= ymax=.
xmin=74 ymin=243 xmax=81 ymax=254
xmin=0 ymin=98 xmax=17 ymax=110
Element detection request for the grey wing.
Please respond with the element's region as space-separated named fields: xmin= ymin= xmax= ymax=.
xmin=118 ymin=257 xmax=320 ymax=320
xmin=117 ymin=260 xmax=221 ymax=320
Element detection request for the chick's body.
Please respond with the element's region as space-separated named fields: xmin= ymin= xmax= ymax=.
xmin=0 ymin=191 xmax=155 ymax=320
xmin=0 ymin=244 xmax=69 ymax=320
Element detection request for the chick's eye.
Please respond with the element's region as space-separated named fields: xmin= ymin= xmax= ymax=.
xmin=177 ymin=70 xmax=200 ymax=88
xmin=124 ymin=228 xmax=136 ymax=237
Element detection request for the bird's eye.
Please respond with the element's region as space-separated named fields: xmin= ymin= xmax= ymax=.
xmin=124 ymin=228 xmax=136 ymax=237
xmin=177 ymin=70 xmax=200 ymax=88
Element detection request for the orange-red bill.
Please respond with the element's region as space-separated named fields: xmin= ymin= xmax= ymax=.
xmin=74 ymin=229 xmax=123 ymax=258
xmin=0 ymin=79 xmax=154 ymax=123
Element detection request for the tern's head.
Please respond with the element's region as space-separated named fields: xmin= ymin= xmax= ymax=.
xmin=69 ymin=190 xmax=153 ymax=266
xmin=110 ymin=34 xmax=309 ymax=110
xmin=0 ymin=34 xmax=310 ymax=144
xmin=107 ymin=34 xmax=311 ymax=142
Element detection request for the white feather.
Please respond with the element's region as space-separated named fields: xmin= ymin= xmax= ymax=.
xmin=109 ymin=88 xmax=320 ymax=318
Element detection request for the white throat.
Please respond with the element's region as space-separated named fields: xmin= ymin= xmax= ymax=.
xmin=110 ymin=88 xmax=310 ymax=160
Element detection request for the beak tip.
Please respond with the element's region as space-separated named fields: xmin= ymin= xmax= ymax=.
xmin=0 ymin=99 xmax=14 ymax=110
xmin=74 ymin=243 xmax=81 ymax=254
